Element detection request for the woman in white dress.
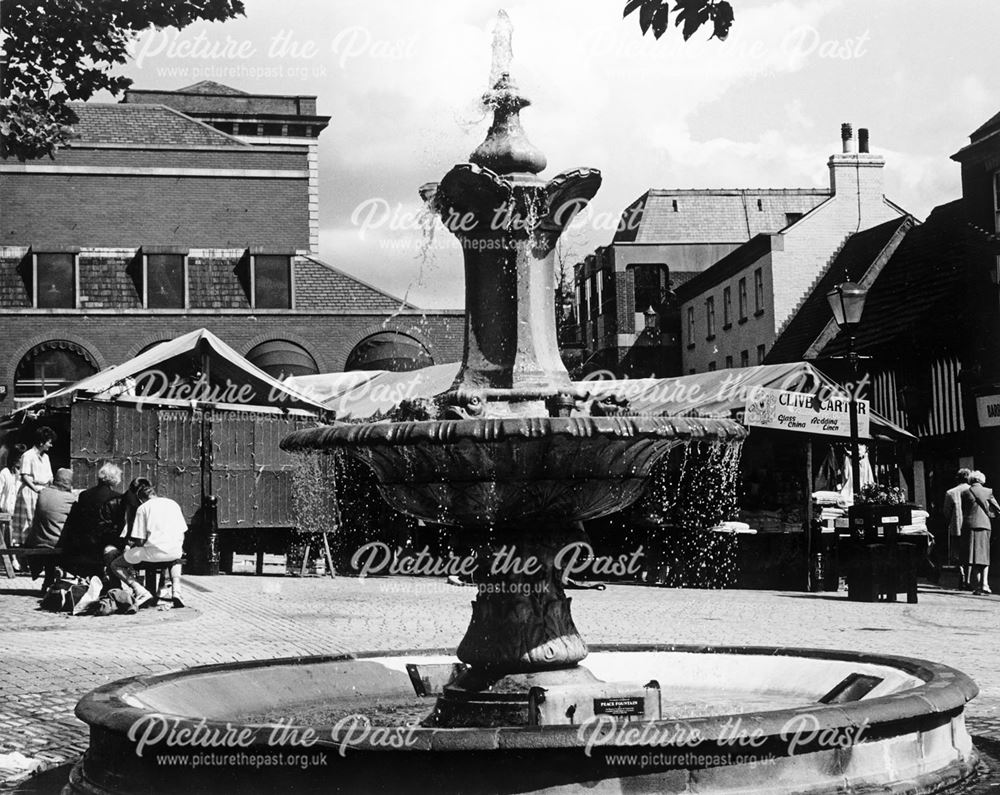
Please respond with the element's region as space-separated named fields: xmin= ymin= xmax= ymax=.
xmin=10 ymin=427 xmax=56 ymax=545
xmin=0 ymin=444 xmax=27 ymax=566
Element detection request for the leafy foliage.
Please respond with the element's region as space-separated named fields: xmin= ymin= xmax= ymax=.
xmin=1 ymin=0 xmax=245 ymax=160
xmin=288 ymin=450 xmax=340 ymax=572
xmin=855 ymin=483 xmax=907 ymax=506
xmin=623 ymin=0 xmax=734 ymax=42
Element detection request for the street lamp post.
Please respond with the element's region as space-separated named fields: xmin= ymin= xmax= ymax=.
xmin=826 ymin=282 xmax=869 ymax=502
xmin=809 ymin=282 xmax=869 ymax=593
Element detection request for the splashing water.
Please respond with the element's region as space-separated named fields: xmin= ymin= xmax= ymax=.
xmin=489 ymin=10 xmax=514 ymax=89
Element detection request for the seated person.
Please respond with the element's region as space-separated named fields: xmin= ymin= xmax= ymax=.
xmin=59 ymin=462 xmax=126 ymax=579
xmin=109 ymin=480 xmax=188 ymax=608
xmin=25 ymin=468 xmax=78 ymax=590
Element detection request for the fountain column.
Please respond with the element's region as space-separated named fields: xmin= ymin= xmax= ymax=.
xmin=421 ymin=65 xmax=600 ymax=408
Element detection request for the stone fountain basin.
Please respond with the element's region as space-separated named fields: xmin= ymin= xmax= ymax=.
xmin=280 ymin=416 xmax=746 ymax=524
xmin=70 ymin=645 xmax=979 ymax=795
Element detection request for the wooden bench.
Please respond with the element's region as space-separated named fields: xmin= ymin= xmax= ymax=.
xmin=0 ymin=547 xmax=62 ymax=579
xmin=133 ymin=559 xmax=186 ymax=596
xmin=1 ymin=548 xmax=184 ymax=597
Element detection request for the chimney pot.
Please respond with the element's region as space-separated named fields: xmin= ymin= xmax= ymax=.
xmin=858 ymin=128 xmax=870 ymax=153
xmin=841 ymin=123 xmax=854 ymax=153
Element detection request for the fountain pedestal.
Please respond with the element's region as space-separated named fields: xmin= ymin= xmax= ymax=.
xmin=455 ymin=524 xmax=588 ymax=673
xmin=433 ymin=524 xmax=591 ymax=727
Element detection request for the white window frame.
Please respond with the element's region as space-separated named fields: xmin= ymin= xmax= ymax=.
xmin=142 ymin=253 xmax=189 ymax=309
xmin=32 ymin=252 xmax=79 ymax=309
xmin=754 ymin=267 xmax=765 ymax=315
xmin=250 ymin=254 xmax=295 ymax=310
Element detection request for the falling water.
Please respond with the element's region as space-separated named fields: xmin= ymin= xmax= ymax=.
xmin=488 ymin=10 xmax=514 ymax=90
xmin=641 ymin=438 xmax=745 ymax=588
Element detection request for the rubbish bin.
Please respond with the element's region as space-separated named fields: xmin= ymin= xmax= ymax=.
xmin=844 ymin=541 xmax=918 ymax=603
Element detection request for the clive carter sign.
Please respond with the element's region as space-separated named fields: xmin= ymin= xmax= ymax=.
xmin=745 ymin=387 xmax=870 ymax=438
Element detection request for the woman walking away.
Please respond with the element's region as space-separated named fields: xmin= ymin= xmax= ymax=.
xmin=961 ymin=470 xmax=1000 ymax=595
xmin=10 ymin=427 xmax=56 ymax=546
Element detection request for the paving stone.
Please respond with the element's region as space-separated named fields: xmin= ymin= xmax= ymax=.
xmin=1 ymin=576 xmax=999 ymax=790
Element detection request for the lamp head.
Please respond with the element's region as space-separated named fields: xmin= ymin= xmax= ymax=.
xmin=826 ymin=281 xmax=868 ymax=329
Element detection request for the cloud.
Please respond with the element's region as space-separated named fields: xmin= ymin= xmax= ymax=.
xmin=113 ymin=0 xmax=1000 ymax=310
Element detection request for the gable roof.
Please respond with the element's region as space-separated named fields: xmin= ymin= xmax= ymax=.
xmin=68 ymin=103 xmax=247 ymax=147
xmin=296 ymin=256 xmax=416 ymax=311
xmin=819 ymin=201 xmax=995 ymax=358
xmin=178 ymin=81 xmax=249 ymax=95
xmin=12 ymin=328 xmax=326 ymax=415
xmin=766 ymin=216 xmax=914 ymax=363
xmin=614 ymin=188 xmax=830 ymax=245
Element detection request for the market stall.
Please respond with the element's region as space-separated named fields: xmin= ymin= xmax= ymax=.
xmin=1 ymin=329 xmax=328 ymax=574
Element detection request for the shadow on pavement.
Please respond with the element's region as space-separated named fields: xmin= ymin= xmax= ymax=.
xmin=0 ymin=587 xmax=42 ymax=598
xmin=7 ymin=763 xmax=73 ymax=795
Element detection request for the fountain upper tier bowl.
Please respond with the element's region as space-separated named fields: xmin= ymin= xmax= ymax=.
xmin=280 ymin=415 xmax=746 ymax=525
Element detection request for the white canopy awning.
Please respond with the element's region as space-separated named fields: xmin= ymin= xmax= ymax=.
xmin=11 ymin=328 xmax=327 ymax=416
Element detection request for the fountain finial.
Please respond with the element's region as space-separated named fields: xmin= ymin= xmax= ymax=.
xmin=469 ymin=10 xmax=547 ymax=175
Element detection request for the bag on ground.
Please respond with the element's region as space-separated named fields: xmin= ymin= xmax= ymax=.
xmin=39 ymin=579 xmax=77 ymax=612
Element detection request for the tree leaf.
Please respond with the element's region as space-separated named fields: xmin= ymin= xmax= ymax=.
xmin=651 ymin=3 xmax=671 ymax=38
xmin=639 ymin=0 xmax=659 ymax=35
xmin=710 ymin=1 xmax=735 ymax=40
xmin=623 ymin=0 xmax=645 ymax=18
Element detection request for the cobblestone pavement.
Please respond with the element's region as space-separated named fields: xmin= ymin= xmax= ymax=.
xmin=2 ymin=572 xmax=999 ymax=790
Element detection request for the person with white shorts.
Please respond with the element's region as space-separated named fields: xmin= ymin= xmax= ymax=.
xmin=110 ymin=480 xmax=188 ymax=608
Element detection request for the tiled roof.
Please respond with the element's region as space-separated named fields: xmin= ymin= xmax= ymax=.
xmin=970 ymin=109 xmax=1000 ymax=142
xmin=819 ymin=201 xmax=995 ymax=357
xmin=178 ymin=81 xmax=249 ymax=96
xmin=766 ymin=216 xmax=913 ymax=363
xmin=0 ymin=253 xmax=421 ymax=312
xmin=669 ymin=270 xmax=699 ymax=289
xmin=614 ymin=189 xmax=830 ymax=244
xmin=68 ymin=103 xmax=246 ymax=146
xmin=295 ymin=257 xmax=414 ymax=311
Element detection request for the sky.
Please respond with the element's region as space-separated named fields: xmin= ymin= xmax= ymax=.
xmin=110 ymin=0 xmax=1000 ymax=309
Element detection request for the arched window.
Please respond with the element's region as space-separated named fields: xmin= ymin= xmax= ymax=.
xmin=15 ymin=341 xmax=99 ymax=404
xmin=135 ymin=340 xmax=170 ymax=357
xmin=345 ymin=332 xmax=433 ymax=372
xmin=246 ymin=340 xmax=319 ymax=379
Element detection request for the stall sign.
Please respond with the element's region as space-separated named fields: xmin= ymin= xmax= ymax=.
xmin=744 ymin=387 xmax=870 ymax=438
xmin=976 ymin=395 xmax=1000 ymax=428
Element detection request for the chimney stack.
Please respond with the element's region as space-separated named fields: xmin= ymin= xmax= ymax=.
xmin=828 ymin=122 xmax=886 ymax=220
xmin=841 ymin=123 xmax=854 ymax=153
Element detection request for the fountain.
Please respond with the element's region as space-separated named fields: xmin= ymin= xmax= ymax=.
xmin=67 ymin=11 xmax=981 ymax=794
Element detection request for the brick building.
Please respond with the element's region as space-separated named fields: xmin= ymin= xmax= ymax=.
xmin=0 ymin=82 xmax=463 ymax=411
xmin=569 ymin=124 xmax=908 ymax=377
xmin=674 ymin=124 xmax=907 ymax=374
xmin=766 ymin=109 xmax=1000 ymax=518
